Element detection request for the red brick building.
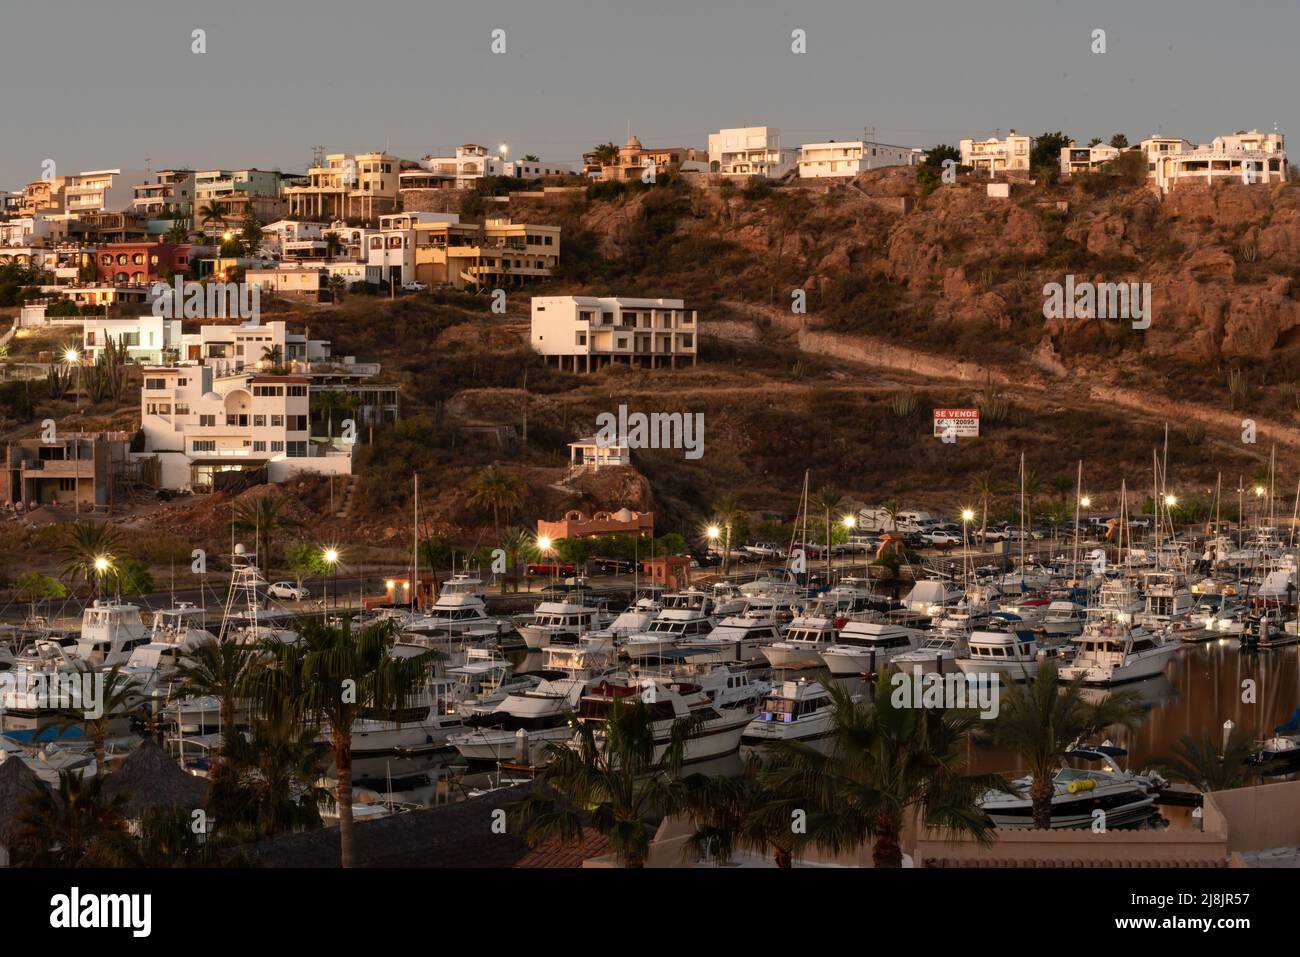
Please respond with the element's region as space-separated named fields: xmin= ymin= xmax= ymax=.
xmin=95 ymin=241 xmax=190 ymax=285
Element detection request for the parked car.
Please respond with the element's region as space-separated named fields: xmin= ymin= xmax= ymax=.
xmin=400 ymin=280 xmax=428 ymax=292
xmin=266 ymin=581 xmax=309 ymax=601
xmin=525 ymin=561 xmax=576 ymax=576
xmin=690 ymin=551 xmax=721 ymax=568
xmin=921 ymin=530 xmax=962 ymax=546
xmin=743 ymin=542 xmax=784 ymax=560
xmin=590 ymin=557 xmax=635 ymax=575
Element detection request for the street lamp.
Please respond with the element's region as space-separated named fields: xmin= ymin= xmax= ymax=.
xmin=1079 ymin=496 xmax=1091 ymax=509
xmin=93 ymin=555 xmax=111 ymax=599
xmin=323 ymin=547 xmax=340 ymax=609
xmin=63 ymin=348 xmax=79 ymax=364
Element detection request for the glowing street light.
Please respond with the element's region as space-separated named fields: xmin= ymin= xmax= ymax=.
xmin=841 ymin=514 xmax=857 ymax=529
xmin=706 ymin=525 xmax=720 ymax=540
xmin=93 ymin=556 xmax=110 ymax=573
xmin=1079 ymin=496 xmax=1091 ymax=509
xmin=537 ymin=536 xmax=552 ymax=553
xmin=1164 ymin=494 xmax=1177 ymax=508
xmin=322 ymin=547 xmax=341 ymax=609
xmin=63 ymin=348 xmax=80 ymax=364
xmin=961 ymin=509 xmax=975 ymax=523
xmin=1255 ymin=485 xmax=1267 ymax=497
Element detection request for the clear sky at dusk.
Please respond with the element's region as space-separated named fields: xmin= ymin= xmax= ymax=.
xmin=2 ymin=0 xmax=1296 ymax=186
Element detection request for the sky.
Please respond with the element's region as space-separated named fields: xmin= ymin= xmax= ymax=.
xmin=2 ymin=0 xmax=1297 ymax=188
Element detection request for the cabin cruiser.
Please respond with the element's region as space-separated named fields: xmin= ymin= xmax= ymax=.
xmin=1186 ymin=595 xmax=1243 ymax=638
xmin=447 ymin=675 xmax=592 ymax=763
xmin=542 ymin=633 xmax=618 ymax=676
xmin=1134 ymin=571 xmax=1196 ymax=630
xmin=574 ymin=677 xmax=751 ymax=764
xmin=622 ymin=593 xmax=717 ymax=659
xmin=678 ymin=600 xmax=785 ymax=663
xmin=446 ymin=649 xmax=544 ymax=717
xmin=627 ymin=660 xmax=770 ymax=713
xmin=1042 ymin=600 xmax=1088 ymax=639
xmin=404 ymin=576 xmax=501 ymax=637
xmin=977 ymin=746 xmax=1161 ymax=828
xmin=709 ymin=582 xmax=749 ymax=617
xmin=73 ymin=601 xmax=151 ymax=667
xmin=121 ymin=605 xmax=218 ymax=710
xmin=1 ymin=640 xmax=89 ymax=733
xmin=996 ymin=597 xmax=1051 ymax=626
xmin=760 ymin=608 xmax=837 ymax=669
xmin=605 ymin=594 xmax=664 ymax=638
xmin=956 ymin=629 xmax=1042 ymax=681
xmin=743 ymin=679 xmax=837 ymax=747
xmin=819 ymin=621 xmax=922 ymax=676
xmin=903 ymin=579 xmax=962 ymax=618
xmin=517 ymin=599 xmax=608 ymax=650
xmin=737 ymin=569 xmax=803 ymax=601
xmin=1058 ymin=611 xmax=1179 ymax=685
xmin=333 ymin=677 xmax=466 ymax=758
xmin=891 ymin=610 xmax=985 ymax=675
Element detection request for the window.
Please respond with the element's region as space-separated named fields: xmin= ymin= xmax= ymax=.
xmin=253 ymin=415 xmax=266 ymax=427
xmin=271 ymin=415 xmax=284 ymax=427
xmin=59 ymin=478 xmax=76 ymax=492
xmin=287 ymin=385 xmax=307 ymax=397
xmin=253 ymin=441 xmax=266 ymax=452
xmin=286 ymin=441 xmax=308 ymax=457
xmin=199 ymin=414 xmax=215 ymax=427
xmin=192 ymin=440 xmax=215 ymax=452
xmin=270 ymin=441 xmax=284 ymax=452
xmin=287 ymin=415 xmax=307 ymax=432
xmin=144 ymin=377 xmax=167 ymax=390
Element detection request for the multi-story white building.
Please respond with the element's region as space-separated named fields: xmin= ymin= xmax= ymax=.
xmin=1059 ymin=141 xmax=1122 ymax=176
xmin=366 ymin=212 xmax=460 ymax=287
xmin=1142 ymin=130 xmax=1288 ymax=192
xmin=959 ymin=130 xmax=1036 ymax=175
xmin=63 ymin=169 xmax=142 ymax=214
xmin=132 ymin=170 xmax=195 ymax=217
xmin=399 ymin=145 xmax=570 ymax=196
xmin=707 ymin=127 xmax=798 ymax=178
xmin=138 ymin=365 xmax=351 ymax=491
xmin=531 ymin=296 xmax=698 ymax=372
xmin=798 ymin=140 xmax=921 ymax=178
xmin=82 ymin=316 xmax=183 ymax=364
xmin=82 ymin=317 xmax=332 ymax=369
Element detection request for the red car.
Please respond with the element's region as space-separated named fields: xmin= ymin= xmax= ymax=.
xmin=525 ymin=561 xmax=576 ymax=576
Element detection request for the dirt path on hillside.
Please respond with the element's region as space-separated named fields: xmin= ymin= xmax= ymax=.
xmin=714 ymin=299 xmax=1300 ymax=461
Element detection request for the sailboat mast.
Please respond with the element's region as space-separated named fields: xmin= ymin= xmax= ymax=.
xmin=412 ymin=473 xmax=419 ymax=610
xmin=1072 ymin=459 xmax=1082 ymax=577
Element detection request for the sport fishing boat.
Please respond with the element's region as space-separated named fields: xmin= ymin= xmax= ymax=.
xmin=1057 ymin=610 xmax=1180 ymax=685
xmin=542 ymin=632 xmax=618 ymax=676
xmin=446 ymin=648 xmax=544 ymax=717
xmin=956 ymin=629 xmax=1042 ymax=681
xmin=819 ymin=620 xmax=921 ymax=676
xmin=605 ymin=593 xmax=664 ymax=638
xmin=891 ymin=609 xmax=984 ymax=675
xmin=573 ymin=677 xmax=751 ymax=764
xmin=742 ymin=679 xmax=838 ymax=748
xmin=1134 ymin=570 xmax=1196 ymax=630
xmin=622 ymin=591 xmax=717 ymax=659
xmin=1042 ymin=600 xmax=1088 ymax=638
xmin=977 ymin=746 xmax=1162 ymax=829
xmin=73 ymin=600 xmax=151 ymax=667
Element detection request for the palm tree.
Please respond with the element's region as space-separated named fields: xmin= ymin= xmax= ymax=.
xmin=881 ymin=498 xmax=902 ymax=534
xmin=1154 ymin=726 xmax=1256 ymax=793
xmin=253 ymin=618 xmax=435 ymax=867
xmin=220 ymin=703 xmax=331 ymax=837
xmin=260 ymin=343 xmax=286 ymax=373
xmin=88 ymin=805 xmax=228 ymax=867
xmin=810 ymin=484 xmax=843 ymax=583
xmin=992 ymin=662 xmax=1145 ymax=828
xmin=500 ymin=525 xmax=535 ymax=579
xmin=313 ymin=389 xmax=343 ymax=440
xmin=54 ymin=662 xmax=142 ymax=769
xmin=710 ymin=492 xmax=747 ymax=575
xmin=165 ymin=219 xmax=191 ymax=245
xmin=759 ymin=679 xmax=1005 ymax=867
xmin=11 ymin=770 xmax=127 ymax=867
xmin=967 ymin=472 xmax=1000 ymax=545
xmin=512 ymin=693 xmax=697 ymax=867
xmin=58 ymin=521 xmax=122 ymax=598
xmin=233 ymin=492 xmax=301 ymax=576
xmin=680 ymin=757 xmax=808 ymax=867
xmin=197 ymin=203 xmax=225 ymax=234
xmin=590 ymin=142 xmax=621 ymax=167
xmin=323 ymin=231 xmax=343 ymax=261
xmin=327 ymin=274 xmax=345 ymax=303
xmin=171 ymin=638 xmax=256 ymax=768
xmin=466 ymin=462 xmax=524 ymax=546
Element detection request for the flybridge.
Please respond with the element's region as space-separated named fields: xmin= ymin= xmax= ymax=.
xmin=150 ymin=277 xmax=260 ymax=320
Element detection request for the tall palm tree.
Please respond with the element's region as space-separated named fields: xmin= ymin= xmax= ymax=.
xmin=165 ymin=219 xmax=191 ymax=245
xmin=233 ymin=492 xmax=301 ymax=576
xmin=1154 ymin=726 xmax=1255 ymax=793
xmin=680 ymin=757 xmax=807 ymax=867
xmin=327 ymin=274 xmax=345 ymax=304
xmin=512 ymin=693 xmax=697 ymax=867
xmin=313 ymin=389 xmax=343 ymax=440
xmin=590 ymin=142 xmax=621 ymax=167
xmin=992 ymin=662 xmax=1145 ymax=828
xmin=500 ymin=525 xmax=535 ymax=579
xmin=881 ymin=498 xmax=902 ymax=534
xmin=466 ymin=463 xmax=524 ymax=546
xmin=11 ymin=770 xmax=127 ymax=867
xmin=323 ymin=231 xmax=343 ymax=261
xmin=58 ymin=521 xmax=122 ymax=598
xmin=810 ymin=484 xmax=843 ymax=583
xmin=967 ymin=471 xmax=1000 ymax=545
xmin=253 ymin=618 xmax=435 ymax=867
xmin=171 ymin=638 xmax=256 ymax=762
xmin=759 ymin=679 xmax=1005 ymax=867
xmin=54 ymin=662 xmax=142 ymax=769
xmin=710 ymin=492 xmax=747 ymax=575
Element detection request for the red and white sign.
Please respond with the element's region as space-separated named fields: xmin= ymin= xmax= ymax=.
xmin=933 ymin=408 xmax=980 ymax=438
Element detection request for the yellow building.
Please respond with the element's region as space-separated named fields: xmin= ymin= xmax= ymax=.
xmin=412 ymin=216 xmax=560 ymax=289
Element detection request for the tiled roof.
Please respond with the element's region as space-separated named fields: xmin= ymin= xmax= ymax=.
xmin=513 ymin=828 xmax=611 ymax=868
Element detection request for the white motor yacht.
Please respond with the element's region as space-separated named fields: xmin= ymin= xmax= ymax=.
xmin=977 ymin=746 xmax=1161 ymax=828
xmin=447 ymin=676 xmax=592 ymax=763
xmin=956 ymin=629 xmax=1042 ymax=681
xmin=742 ymin=679 xmax=838 ymax=748
xmin=1058 ymin=611 xmax=1180 ymax=685
xmin=573 ymin=677 xmax=750 ymax=764
xmin=517 ymin=598 xmax=608 ymax=650
xmin=819 ymin=620 xmax=922 ymax=676
xmin=73 ymin=600 xmax=151 ymax=667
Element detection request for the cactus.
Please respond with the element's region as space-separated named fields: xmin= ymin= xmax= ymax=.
xmin=1227 ymin=367 xmax=1249 ymax=411
xmin=889 ymin=388 xmax=919 ymax=418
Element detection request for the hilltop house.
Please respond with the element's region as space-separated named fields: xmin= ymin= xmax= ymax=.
xmin=530 ymin=296 xmax=698 ymax=372
xmin=707 ymin=127 xmax=798 ymax=178
xmin=959 ymin=130 xmax=1035 ymax=175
